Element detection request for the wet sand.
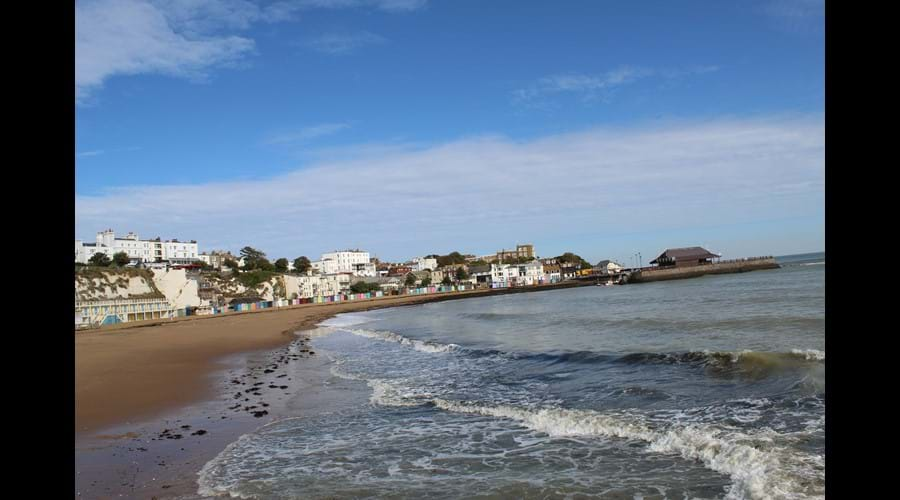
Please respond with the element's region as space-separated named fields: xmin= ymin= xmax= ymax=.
xmin=75 ymin=330 xmax=371 ymax=499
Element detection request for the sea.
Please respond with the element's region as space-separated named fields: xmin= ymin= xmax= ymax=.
xmin=198 ymin=252 xmax=825 ymax=499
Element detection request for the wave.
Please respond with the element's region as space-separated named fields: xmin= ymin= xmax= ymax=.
xmin=322 ymin=363 xmax=824 ymax=500
xmin=425 ymin=399 xmax=823 ymax=500
xmin=616 ymin=350 xmax=824 ymax=378
xmin=340 ymin=325 xmax=823 ymax=383
xmin=346 ymin=328 xmax=460 ymax=353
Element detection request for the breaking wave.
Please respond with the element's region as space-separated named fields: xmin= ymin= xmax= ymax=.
xmin=346 ymin=328 xmax=459 ymax=353
xmin=377 ymin=389 xmax=824 ymax=499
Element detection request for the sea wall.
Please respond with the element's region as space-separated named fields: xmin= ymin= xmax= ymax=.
xmin=629 ymin=257 xmax=779 ymax=284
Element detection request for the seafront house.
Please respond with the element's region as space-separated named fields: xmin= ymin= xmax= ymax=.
xmin=560 ymin=265 xmax=578 ymax=280
xmin=198 ymin=250 xmax=236 ymax=270
xmin=411 ymin=257 xmax=438 ymax=272
xmin=75 ymin=229 xmax=200 ymax=265
xmin=468 ymin=265 xmax=492 ymax=287
xmin=649 ymin=247 xmax=721 ymax=269
xmin=512 ymin=260 xmax=544 ymax=285
xmin=311 ymin=250 xmax=375 ymax=276
xmin=543 ymin=263 xmax=562 ymax=283
xmin=387 ymin=265 xmax=413 ymax=277
xmin=595 ymin=260 xmax=625 ymax=276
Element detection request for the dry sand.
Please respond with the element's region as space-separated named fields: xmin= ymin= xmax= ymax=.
xmin=75 ymin=282 xmax=589 ymax=435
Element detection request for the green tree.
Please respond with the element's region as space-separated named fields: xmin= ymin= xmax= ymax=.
xmin=421 ymin=276 xmax=432 ymax=287
xmin=89 ymin=252 xmax=111 ymax=266
xmin=441 ymin=275 xmax=452 ymax=285
xmin=456 ymin=267 xmax=469 ymax=281
xmin=405 ymin=273 xmax=417 ymax=287
xmin=240 ymin=246 xmax=267 ymax=270
xmin=112 ymin=251 xmax=130 ymax=267
xmin=293 ymin=256 xmax=311 ymax=274
xmin=437 ymin=251 xmax=467 ymax=267
xmin=556 ymin=252 xmax=592 ymax=269
xmin=257 ymin=259 xmax=275 ymax=272
xmin=274 ymin=258 xmax=289 ymax=272
xmin=223 ymin=258 xmax=240 ymax=272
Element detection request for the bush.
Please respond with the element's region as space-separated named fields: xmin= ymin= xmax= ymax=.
xmin=350 ymin=281 xmax=381 ymax=294
xmin=235 ymin=270 xmax=277 ymax=289
xmin=88 ymin=252 xmax=111 ymax=266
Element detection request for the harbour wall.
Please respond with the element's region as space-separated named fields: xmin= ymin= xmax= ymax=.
xmin=628 ymin=257 xmax=779 ymax=284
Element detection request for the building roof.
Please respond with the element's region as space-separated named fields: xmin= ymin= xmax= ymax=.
xmin=650 ymin=247 xmax=720 ymax=264
xmin=468 ymin=265 xmax=491 ymax=274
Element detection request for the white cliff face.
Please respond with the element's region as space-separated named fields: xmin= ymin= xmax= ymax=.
xmin=151 ymin=269 xmax=203 ymax=308
xmin=75 ymin=270 xmax=162 ymax=301
xmin=282 ymin=274 xmax=303 ymax=299
xmin=77 ymin=268 xmax=351 ymax=306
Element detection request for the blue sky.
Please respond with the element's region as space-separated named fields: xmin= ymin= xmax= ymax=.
xmin=75 ymin=0 xmax=824 ymax=264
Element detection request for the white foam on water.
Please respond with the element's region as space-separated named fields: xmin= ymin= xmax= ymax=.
xmin=347 ymin=327 xmax=459 ymax=354
xmin=197 ymin=433 xmax=264 ymax=499
xmin=790 ymin=349 xmax=825 ymax=361
xmin=317 ymin=312 xmax=375 ymax=328
xmin=429 ymin=398 xmax=823 ymax=500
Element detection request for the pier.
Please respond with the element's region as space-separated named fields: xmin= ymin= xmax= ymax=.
xmin=624 ymin=256 xmax=779 ymax=284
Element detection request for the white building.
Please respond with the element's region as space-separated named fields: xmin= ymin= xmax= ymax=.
xmin=411 ymin=257 xmax=438 ymax=272
xmin=595 ymin=260 xmax=625 ymax=276
xmin=510 ymin=261 xmax=544 ymax=286
xmin=75 ymin=229 xmax=199 ymax=265
xmin=311 ymin=250 xmax=372 ymax=276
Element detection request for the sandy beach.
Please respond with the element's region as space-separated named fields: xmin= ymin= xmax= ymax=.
xmin=75 ymin=282 xmax=590 ymax=499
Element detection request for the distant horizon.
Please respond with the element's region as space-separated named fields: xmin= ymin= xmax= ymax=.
xmin=73 ymin=224 xmax=824 ymax=265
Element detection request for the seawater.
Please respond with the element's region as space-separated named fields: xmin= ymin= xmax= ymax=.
xmin=199 ymin=253 xmax=824 ymax=499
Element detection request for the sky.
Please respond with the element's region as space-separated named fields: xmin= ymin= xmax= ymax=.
xmin=75 ymin=0 xmax=825 ymax=265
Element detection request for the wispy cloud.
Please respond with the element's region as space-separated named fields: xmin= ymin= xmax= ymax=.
xmin=264 ymin=123 xmax=353 ymax=145
xmin=77 ymin=150 xmax=105 ymax=158
xmin=303 ymin=31 xmax=387 ymax=55
xmin=298 ymin=0 xmax=427 ymax=12
xmin=77 ymin=115 xmax=823 ymax=260
xmin=75 ymin=0 xmax=259 ymax=103
xmin=763 ymin=0 xmax=824 ymax=33
xmin=512 ymin=65 xmax=720 ymax=108
xmin=75 ymin=0 xmax=425 ymax=104
xmin=76 ymin=146 xmax=143 ymax=158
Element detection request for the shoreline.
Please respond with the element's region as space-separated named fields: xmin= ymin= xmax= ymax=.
xmin=75 ymin=280 xmax=590 ymax=435
xmin=75 ymin=330 xmax=372 ymax=499
xmin=75 ymin=281 xmax=592 ymax=499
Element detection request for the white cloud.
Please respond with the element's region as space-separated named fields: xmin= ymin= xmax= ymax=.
xmin=75 ymin=0 xmax=257 ymax=103
xmin=298 ymin=0 xmax=427 ymax=12
xmin=264 ymin=123 xmax=353 ymax=145
xmin=75 ymin=0 xmax=423 ymax=103
xmin=513 ymin=65 xmax=720 ymax=107
xmin=303 ymin=31 xmax=386 ymax=55
xmin=76 ymin=150 xmax=105 ymax=157
xmin=76 ymin=146 xmax=143 ymax=158
xmin=763 ymin=0 xmax=824 ymax=33
xmin=76 ymin=115 xmax=824 ymax=261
